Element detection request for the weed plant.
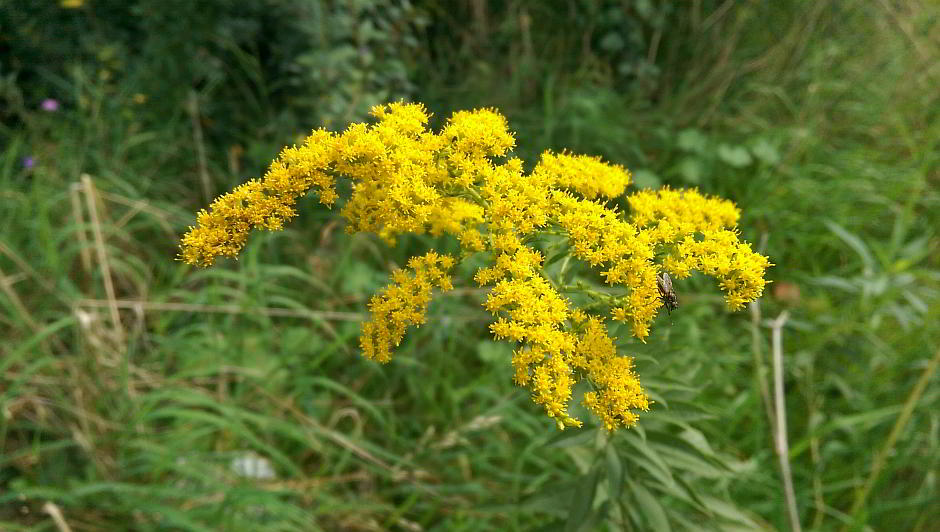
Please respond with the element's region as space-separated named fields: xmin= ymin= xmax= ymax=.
xmin=1 ymin=1 xmax=937 ymax=531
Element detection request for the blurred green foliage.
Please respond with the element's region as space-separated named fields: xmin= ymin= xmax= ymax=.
xmin=1 ymin=0 xmax=938 ymax=531
xmin=2 ymin=0 xmax=426 ymax=143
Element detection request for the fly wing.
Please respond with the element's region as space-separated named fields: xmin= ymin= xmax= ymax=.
xmin=661 ymin=272 xmax=673 ymax=292
xmin=657 ymin=272 xmax=673 ymax=295
xmin=657 ymin=272 xmax=678 ymax=312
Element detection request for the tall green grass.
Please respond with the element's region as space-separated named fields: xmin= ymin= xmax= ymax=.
xmin=2 ymin=1 xmax=938 ymax=530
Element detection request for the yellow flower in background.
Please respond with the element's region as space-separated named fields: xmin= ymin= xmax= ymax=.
xmin=61 ymin=0 xmax=84 ymax=8
xmin=180 ymin=101 xmax=770 ymax=430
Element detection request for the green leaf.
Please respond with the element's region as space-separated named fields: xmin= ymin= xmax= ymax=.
xmin=621 ymin=431 xmax=676 ymax=489
xmin=628 ymin=479 xmax=672 ymax=532
xmin=606 ymin=444 xmax=625 ymax=502
xmin=544 ymin=246 xmax=571 ymax=267
xmin=678 ymin=427 xmax=717 ymax=458
xmin=565 ymin=468 xmax=600 ymax=532
xmin=546 ymin=428 xmax=595 ymax=448
xmin=699 ymin=496 xmax=769 ymax=529
xmin=632 ymin=169 xmax=662 ymax=189
xmin=825 ymin=220 xmax=875 ymax=272
xmin=516 ymin=479 xmax=578 ymax=518
xmin=677 ymin=129 xmax=708 ymax=154
xmin=677 ymin=158 xmax=704 ymax=184
xmin=651 ymin=442 xmax=726 ymax=478
xmin=717 ymin=144 xmax=753 ymax=167
xmin=750 ymin=138 xmax=780 ymax=165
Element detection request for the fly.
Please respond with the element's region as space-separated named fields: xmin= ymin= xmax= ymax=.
xmin=657 ymin=271 xmax=679 ymax=314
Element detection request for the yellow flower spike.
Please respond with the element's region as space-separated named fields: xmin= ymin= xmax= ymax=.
xmin=179 ymin=129 xmax=339 ymax=267
xmin=426 ymin=198 xmax=486 ymax=252
xmin=675 ymin=229 xmax=772 ymax=310
xmin=370 ymin=101 xmax=431 ymax=137
xmin=360 ymin=252 xmax=455 ymax=363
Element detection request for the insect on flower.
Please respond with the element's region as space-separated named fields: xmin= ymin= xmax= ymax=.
xmin=657 ymin=271 xmax=679 ymax=314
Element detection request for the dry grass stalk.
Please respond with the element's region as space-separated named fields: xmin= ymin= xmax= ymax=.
xmin=770 ymin=311 xmax=801 ymax=532
xmin=80 ymin=174 xmax=125 ymax=344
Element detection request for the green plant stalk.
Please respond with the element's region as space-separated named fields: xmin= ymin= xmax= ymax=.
xmin=844 ymin=347 xmax=940 ymax=530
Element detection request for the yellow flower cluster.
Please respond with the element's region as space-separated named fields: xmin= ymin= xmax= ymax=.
xmin=477 ymin=238 xmax=649 ymax=429
xmin=551 ymin=191 xmax=661 ymax=340
xmin=628 ymin=186 xmax=740 ymax=234
xmin=534 ymin=151 xmax=632 ymax=200
xmin=180 ymin=129 xmax=338 ymax=266
xmin=573 ymin=312 xmax=649 ymax=430
xmin=628 ymin=187 xmax=771 ymax=311
xmin=180 ymin=101 xmax=770 ymax=430
xmin=360 ymin=252 xmax=455 ymax=364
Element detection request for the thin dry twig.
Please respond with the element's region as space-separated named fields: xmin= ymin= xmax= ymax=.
xmin=0 ymin=264 xmax=42 ymax=334
xmin=75 ymin=298 xmax=492 ymax=323
xmin=97 ymin=190 xmax=180 ymax=221
xmin=875 ymin=0 xmax=932 ymax=62
xmin=42 ymin=501 xmax=74 ymax=532
xmin=749 ymin=301 xmax=777 ymax=436
xmin=0 ymin=264 xmax=66 ymax=354
xmin=81 ymin=175 xmax=124 ymax=343
xmin=749 ymin=234 xmax=778 ymax=448
xmin=69 ymin=183 xmax=93 ymax=273
xmin=0 ymin=240 xmax=63 ymax=301
xmin=770 ymin=311 xmax=801 ymax=532
xmin=76 ymin=298 xmax=367 ymax=321
xmin=188 ymin=90 xmax=213 ymax=204
xmin=700 ymin=0 xmax=734 ymax=32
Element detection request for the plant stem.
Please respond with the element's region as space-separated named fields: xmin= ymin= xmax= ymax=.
xmin=770 ymin=311 xmax=801 ymax=532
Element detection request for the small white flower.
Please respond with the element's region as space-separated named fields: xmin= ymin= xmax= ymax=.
xmin=230 ymin=452 xmax=276 ymax=480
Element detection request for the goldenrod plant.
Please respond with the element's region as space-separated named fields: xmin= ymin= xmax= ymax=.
xmin=180 ymin=102 xmax=771 ymax=431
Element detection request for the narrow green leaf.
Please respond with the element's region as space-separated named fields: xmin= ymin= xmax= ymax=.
xmin=606 ymin=444 xmax=624 ymax=503
xmin=565 ymin=468 xmax=599 ymax=532
xmin=628 ymin=479 xmax=672 ymax=532
xmin=825 ymin=220 xmax=875 ymax=271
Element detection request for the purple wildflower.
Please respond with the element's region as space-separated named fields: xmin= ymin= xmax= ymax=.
xmin=40 ymin=99 xmax=60 ymax=112
xmin=23 ymin=157 xmax=36 ymax=169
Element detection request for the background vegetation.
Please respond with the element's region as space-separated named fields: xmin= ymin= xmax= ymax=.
xmin=1 ymin=0 xmax=937 ymax=530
